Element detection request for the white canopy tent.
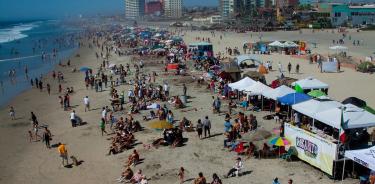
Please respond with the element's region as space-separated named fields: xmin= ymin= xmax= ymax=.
xmin=345 ymin=146 xmax=375 ymax=171
xmin=228 ymin=77 xmax=256 ymax=91
xmin=314 ymin=104 xmax=375 ymax=130
xmin=262 ymin=85 xmax=295 ymax=100
xmin=243 ymin=81 xmax=272 ymax=96
xmin=268 ymin=41 xmax=284 ymax=47
xmin=282 ymin=41 xmax=299 ymax=48
xmin=292 ymin=99 xmax=343 ymax=118
xmin=329 ymin=45 xmax=348 ymax=51
xmin=292 ymin=77 xmax=329 ymax=90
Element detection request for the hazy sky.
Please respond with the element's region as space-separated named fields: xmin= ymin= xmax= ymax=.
xmin=0 ymin=0 xmax=218 ymax=21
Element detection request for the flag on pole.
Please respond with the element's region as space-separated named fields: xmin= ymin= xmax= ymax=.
xmin=339 ymin=107 xmax=346 ymax=143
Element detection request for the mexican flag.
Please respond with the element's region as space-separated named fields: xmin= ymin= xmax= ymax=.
xmin=339 ymin=108 xmax=346 ymax=143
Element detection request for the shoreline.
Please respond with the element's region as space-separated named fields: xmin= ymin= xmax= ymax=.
xmin=0 ymin=24 xmax=373 ymax=184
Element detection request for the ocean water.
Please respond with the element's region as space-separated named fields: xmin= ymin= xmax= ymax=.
xmin=0 ymin=20 xmax=80 ymax=107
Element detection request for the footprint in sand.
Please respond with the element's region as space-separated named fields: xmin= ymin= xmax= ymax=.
xmin=145 ymin=163 xmax=162 ymax=170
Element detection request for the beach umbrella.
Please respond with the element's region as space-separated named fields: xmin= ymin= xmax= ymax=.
xmin=149 ymin=120 xmax=173 ymax=129
xmin=307 ymin=90 xmax=326 ymax=98
xmin=269 ymin=137 xmax=290 ymax=147
xmin=79 ymin=66 xmax=91 ymax=72
xmin=269 ymin=136 xmax=290 ymax=156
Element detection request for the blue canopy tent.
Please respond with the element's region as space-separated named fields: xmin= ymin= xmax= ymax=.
xmin=277 ymin=93 xmax=311 ymax=105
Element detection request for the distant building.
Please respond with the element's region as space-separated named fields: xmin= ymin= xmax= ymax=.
xmin=331 ymin=4 xmax=375 ymax=27
xmin=220 ymin=0 xmax=235 ymax=18
xmin=125 ymin=0 xmax=145 ymax=19
xmin=211 ymin=15 xmax=223 ymax=24
xmin=164 ymin=0 xmax=182 ymax=18
xmin=145 ymin=0 xmax=163 ymax=16
xmin=276 ymin=0 xmax=299 ymax=8
xmin=193 ymin=15 xmax=223 ymax=24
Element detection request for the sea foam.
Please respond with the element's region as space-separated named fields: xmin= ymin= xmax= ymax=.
xmin=0 ymin=23 xmax=38 ymax=44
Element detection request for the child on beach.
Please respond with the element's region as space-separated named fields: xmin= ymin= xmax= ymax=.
xmin=9 ymin=106 xmax=15 ymax=120
xmin=178 ymin=167 xmax=185 ymax=184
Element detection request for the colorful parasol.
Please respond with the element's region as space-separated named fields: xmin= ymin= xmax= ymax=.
xmin=269 ymin=137 xmax=290 ymax=147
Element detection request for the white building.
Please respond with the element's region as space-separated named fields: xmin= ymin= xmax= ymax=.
xmin=220 ymin=0 xmax=234 ymax=18
xmin=125 ymin=0 xmax=145 ymax=19
xmin=164 ymin=0 xmax=182 ymax=18
xmin=210 ymin=15 xmax=223 ymax=24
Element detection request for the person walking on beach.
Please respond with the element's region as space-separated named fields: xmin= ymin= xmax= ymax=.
xmin=178 ymin=167 xmax=185 ymax=184
xmin=287 ymin=62 xmax=292 ymax=74
xmin=47 ymin=83 xmax=51 ymax=95
xmin=196 ymin=119 xmax=203 ymax=139
xmin=83 ymin=96 xmax=90 ymax=112
xmin=31 ymin=111 xmax=38 ymax=125
xmin=57 ymin=142 xmax=69 ymax=167
xmin=100 ymin=118 xmax=108 ymax=136
xmin=9 ymin=106 xmax=15 ymax=120
xmin=278 ymin=62 xmax=283 ymax=73
xmin=296 ymin=64 xmax=300 ymax=74
xmin=70 ymin=110 xmax=77 ymax=127
xmin=182 ymin=83 xmax=187 ymax=97
xmin=203 ymin=116 xmax=211 ymax=138
xmin=42 ymin=127 xmax=52 ymax=149
xmin=163 ymin=82 xmax=170 ymax=98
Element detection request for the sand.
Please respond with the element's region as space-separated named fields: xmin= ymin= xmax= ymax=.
xmin=1 ymin=26 xmax=373 ymax=184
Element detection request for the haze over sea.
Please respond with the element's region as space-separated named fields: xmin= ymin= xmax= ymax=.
xmin=0 ymin=20 xmax=79 ymax=107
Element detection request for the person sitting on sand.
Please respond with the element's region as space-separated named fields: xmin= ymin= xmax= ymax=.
xmin=116 ymin=167 xmax=133 ymax=183
xmin=127 ymin=149 xmax=140 ymax=167
xmin=173 ymin=96 xmax=184 ymax=109
xmin=245 ymin=142 xmax=256 ymax=159
xmin=130 ymin=169 xmax=144 ymax=184
xmin=108 ymin=143 xmax=118 ymax=155
xmin=194 ymin=172 xmax=206 ymax=184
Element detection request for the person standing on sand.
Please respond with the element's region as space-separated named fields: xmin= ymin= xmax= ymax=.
xmin=57 ymin=142 xmax=69 ymax=167
xmin=47 ymin=83 xmax=51 ymax=95
xmin=196 ymin=119 xmax=203 ymax=139
xmin=287 ymin=62 xmax=292 ymax=74
xmin=83 ymin=96 xmax=90 ymax=112
xmin=203 ymin=116 xmax=211 ymax=138
xmin=42 ymin=127 xmax=52 ymax=149
xmin=9 ymin=106 xmax=15 ymax=120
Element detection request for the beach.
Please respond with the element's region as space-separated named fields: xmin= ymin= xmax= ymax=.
xmin=1 ymin=23 xmax=374 ymax=184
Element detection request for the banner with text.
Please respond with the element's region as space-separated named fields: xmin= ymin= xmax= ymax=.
xmin=285 ymin=123 xmax=338 ymax=175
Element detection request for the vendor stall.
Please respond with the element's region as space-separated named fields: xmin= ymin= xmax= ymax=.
xmin=228 ymin=77 xmax=256 ymax=91
xmin=285 ymin=103 xmax=375 ymax=177
xmin=263 ymin=85 xmax=295 ymax=101
xmin=292 ymin=77 xmax=329 ymax=94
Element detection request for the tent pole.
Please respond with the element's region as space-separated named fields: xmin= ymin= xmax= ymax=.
xmin=261 ymin=96 xmax=264 ymax=111
xmin=341 ymin=158 xmax=346 ymax=183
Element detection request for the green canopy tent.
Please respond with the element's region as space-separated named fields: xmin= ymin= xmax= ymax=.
xmin=307 ymin=90 xmax=326 ymax=98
